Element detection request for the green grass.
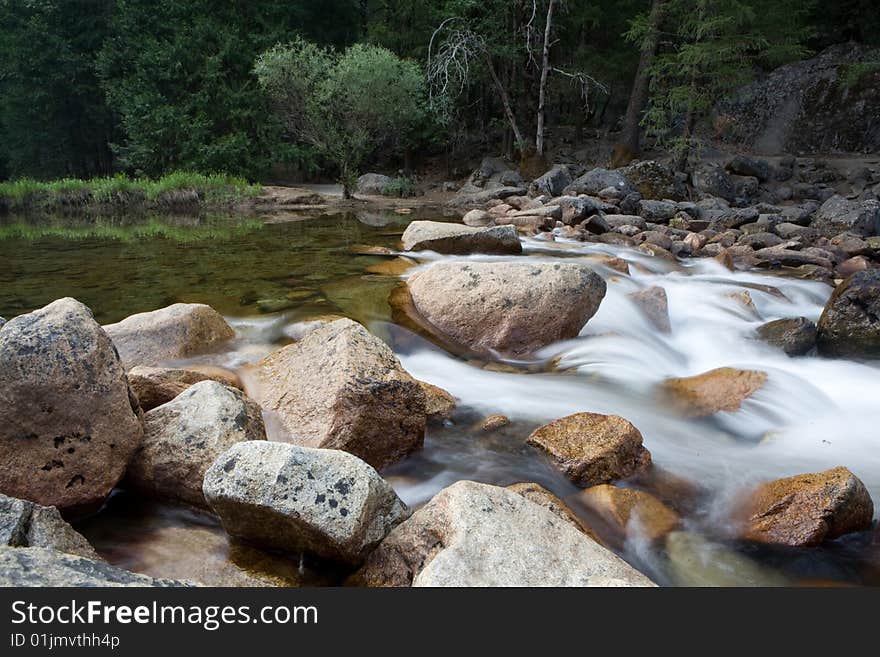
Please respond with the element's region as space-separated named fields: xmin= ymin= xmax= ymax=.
xmin=0 ymin=172 xmax=262 ymax=212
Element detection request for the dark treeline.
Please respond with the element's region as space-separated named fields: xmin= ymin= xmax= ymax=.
xmin=0 ymin=0 xmax=877 ymax=182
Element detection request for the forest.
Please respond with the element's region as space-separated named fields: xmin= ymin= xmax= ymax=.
xmin=1 ymin=0 xmax=877 ymax=185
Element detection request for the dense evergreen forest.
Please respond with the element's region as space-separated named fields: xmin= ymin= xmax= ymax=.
xmin=1 ymin=0 xmax=877 ymax=183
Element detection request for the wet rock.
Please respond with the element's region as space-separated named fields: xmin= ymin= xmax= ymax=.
xmin=578 ymin=485 xmax=680 ymax=544
xmin=564 ymin=168 xmax=635 ymax=197
xmin=530 ymin=165 xmax=572 ymax=196
xmin=812 ymin=195 xmax=880 ymax=237
xmin=0 ymin=546 xmax=191 ymax=587
xmin=659 ymin=367 xmax=767 ymax=418
xmin=665 ymin=532 xmax=789 ymax=587
xmin=461 ymin=209 xmax=493 ymax=227
xmin=356 ymin=173 xmax=394 ymax=195
xmin=418 ymin=381 xmax=456 ymax=421
xmin=0 ymin=493 xmax=99 ymax=559
xmin=251 ymin=319 xmax=426 ymax=470
xmin=127 ymin=381 xmax=266 ymax=508
xmin=692 ymin=164 xmax=736 ymax=202
xmin=638 ymin=200 xmax=677 ymax=223
xmin=735 ymin=467 xmax=874 ymax=547
xmin=401 ymin=221 xmax=521 ymax=255
xmin=0 ymin=298 xmax=143 ymax=513
xmin=479 ymin=414 xmax=510 ymax=431
xmin=405 ymin=261 xmax=606 ymax=357
xmin=203 ymin=441 xmax=408 ymax=565
xmin=526 ymin=413 xmax=651 ymax=487
xmin=817 ymin=270 xmax=880 ymax=358
xmin=622 ymin=160 xmax=687 ymax=200
xmin=350 ymin=480 xmax=654 ymax=587
xmin=506 ymin=482 xmax=599 ymax=540
xmin=628 ymin=286 xmax=671 ymax=333
xmin=128 ymin=365 xmax=242 ymax=412
xmin=756 ymin=317 xmax=817 ymax=356
xmin=104 ymin=303 xmax=235 ymax=369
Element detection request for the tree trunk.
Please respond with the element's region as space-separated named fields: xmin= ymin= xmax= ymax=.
xmin=484 ymin=52 xmax=525 ymax=152
xmin=535 ymin=0 xmax=556 ymax=157
xmin=617 ymin=0 xmax=665 ymax=160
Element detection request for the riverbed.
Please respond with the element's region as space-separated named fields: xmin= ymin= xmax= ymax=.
xmin=2 ymin=210 xmax=878 ymax=586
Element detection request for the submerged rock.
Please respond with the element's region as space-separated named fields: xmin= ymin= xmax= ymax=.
xmin=734 ymin=466 xmax=873 ymax=547
xmin=659 ymin=367 xmax=767 ymax=418
xmin=104 ymin=303 xmax=235 ymax=369
xmin=526 ymin=413 xmax=651 ymax=487
xmin=817 ymin=270 xmax=880 ymax=358
xmin=128 ymin=365 xmax=243 ymax=411
xmin=0 ymin=298 xmax=143 ymax=513
xmin=665 ymin=532 xmax=789 ymax=587
xmin=203 ymin=441 xmax=408 ymax=565
xmin=0 ymin=493 xmax=99 ymax=559
xmin=756 ymin=317 xmax=817 ymax=356
xmin=127 ymin=381 xmax=266 ymax=508
xmin=401 ymin=220 xmax=521 ymax=255
xmin=405 ymin=261 xmax=606 ymax=356
xmin=628 ymin=286 xmax=671 ymax=333
xmin=578 ymin=485 xmax=680 ymax=545
xmin=479 ymin=414 xmax=511 ymax=431
xmin=0 ymin=546 xmax=191 ymax=587
xmin=250 ymin=318 xmax=426 ymax=470
xmin=350 ymin=480 xmax=654 ymax=587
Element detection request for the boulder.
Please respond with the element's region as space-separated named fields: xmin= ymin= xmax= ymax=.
xmin=0 ymin=298 xmax=143 ymax=513
xmin=554 ymin=195 xmax=604 ymax=225
xmin=622 ymin=160 xmax=687 ymax=200
xmin=0 ymin=493 xmax=99 ymax=559
xmin=578 ymin=485 xmax=680 ymax=544
xmin=203 ymin=441 xmax=408 ymax=564
xmin=692 ymin=163 xmax=736 ymax=202
xmin=250 ymin=319 xmax=426 ymax=470
xmin=628 ymin=286 xmax=671 ymax=333
xmin=126 ymin=381 xmax=266 ymax=507
xmin=526 ymin=413 xmax=651 ymax=487
xmin=356 ymin=173 xmax=393 ymax=195
xmin=350 ymin=481 xmax=654 ymax=587
xmin=734 ymin=467 xmax=874 ymax=547
xmin=0 ymin=547 xmax=190 ymax=587
xmin=753 ymin=246 xmax=834 ymax=270
xmin=564 ymin=168 xmax=635 ymax=197
xmin=128 ymin=365 xmax=243 ymax=411
xmin=812 ymin=196 xmax=880 ymax=237
xmin=418 ymin=381 xmax=456 ymax=421
xmin=104 ymin=303 xmax=235 ymax=369
xmin=405 ymin=261 xmax=606 ymax=357
xmin=725 ymin=155 xmax=772 ymax=182
xmin=401 ymin=221 xmax=521 ymax=255
xmin=756 ymin=317 xmax=817 ymax=356
xmin=817 ymin=270 xmax=880 ymax=358
xmin=461 ymin=209 xmax=493 ymax=227
xmin=530 ymin=165 xmax=573 ymax=196
xmin=659 ymin=367 xmax=767 ymax=418
xmin=638 ymin=200 xmax=677 ymax=223
xmin=505 ymin=482 xmax=598 ymax=539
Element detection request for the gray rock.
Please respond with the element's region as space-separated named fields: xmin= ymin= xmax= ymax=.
xmin=739 ymin=232 xmax=783 ymax=250
xmin=461 ymin=209 xmax=493 ymax=227
xmin=356 ymin=173 xmax=394 ymax=195
xmin=448 ymin=186 xmax=529 ymax=209
xmin=0 ymin=493 xmax=98 ymax=558
xmin=405 ymin=261 xmax=606 ymax=356
xmin=754 ymin=246 xmax=833 ymax=270
xmin=401 ymin=221 xmax=521 ymax=255
xmin=629 ymin=286 xmax=671 ymax=333
xmin=0 ymin=317 xmax=5 ymax=329
xmin=817 ymin=270 xmax=880 ymax=358
xmin=693 ymin=163 xmax=736 ymax=202
xmin=104 ymin=303 xmax=235 ymax=369
xmin=725 ymin=155 xmax=772 ymax=182
xmin=638 ymin=200 xmax=677 ymax=223
xmin=554 ymin=195 xmax=604 ymax=225
xmin=812 ymin=195 xmax=880 ymax=237
xmin=127 ymin=381 xmax=266 ymax=508
xmin=0 ymin=298 xmax=143 ymax=513
xmin=351 ymin=480 xmax=655 ymax=587
xmin=530 ymin=165 xmax=572 ymax=196
xmin=251 ymin=319 xmax=426 ymax=470
xmin=564 ymin=168 xmax=635 ymax=197
xmin=756 ymin=317 xmax=817 ymax=356
xmin=0 ymin=546 xmax=191 ymax=587
xmin=203 ymin=441 xmax=408 ymax=565
xmin=622 ymin=160 xmax=687 ymax=200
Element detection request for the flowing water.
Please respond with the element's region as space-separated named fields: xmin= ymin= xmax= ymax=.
xmin=2 ymin=210 xmax=878 ymax=586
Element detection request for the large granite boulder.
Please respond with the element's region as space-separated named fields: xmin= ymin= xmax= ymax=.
xmin=351 ymin=481 xmax=654 ymax=587
xmin=404 ymin=261 xmax=606 ymax=357
xmin=0 ymin=298 xmax=143 ymax=513
xmin=812 ymin=195 xmax=880 ymax=237
xmin=564 ymin=168 xmax=635 ymax=197
xmin=249 ymin=319 xmax=426 ymax=470
xmin=530 ymin=165 xmax=573 ymax=197
xmin=104 ymin=303 xmax=235 ymax=369
xmin=817 ymin=270 xmax=880 ymax=358
xmin=203 ymin=441 xmax=408 ymax=565
xmin=622 ymin=160 xmax=687 ymax=200
xmin=356 ymin=173 xmax=393 ymax=195
xmin=401 ymin=221 xmax=521 ymax=255
xmin=126 ymin=381 xmax=266 ymax=507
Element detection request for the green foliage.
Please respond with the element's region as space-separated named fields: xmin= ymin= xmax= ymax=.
xmin=256 ymin=39 xmax=428 ymax=195
xmin=838 ymin=61 xmax=880 ymax=91
xmin=380 ymin=176 xmax=419 ymax=198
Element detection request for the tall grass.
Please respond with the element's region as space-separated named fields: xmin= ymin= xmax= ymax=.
xmin=0 ymin=172 xmax=262 ymax=212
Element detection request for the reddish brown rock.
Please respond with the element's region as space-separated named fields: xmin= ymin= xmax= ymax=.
xmin=659 ymin=367 xmax=768 ymax=418
xmin=526 ymin=413 xmax=651 ymax=487
xmin=578 ymin=484 xmax=680 ymax=544
xmin=479 ymin=414 xmax=511 ymax=431
xmin=418 ymin=381 xmax=456 ymax=421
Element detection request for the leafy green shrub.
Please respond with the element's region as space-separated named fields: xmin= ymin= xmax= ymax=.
xmin=380 ymin=177 xmax=419 ymax=198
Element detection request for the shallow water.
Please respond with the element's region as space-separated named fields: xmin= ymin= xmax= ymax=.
xmin=2 ymin=210 xmax=878 ymax=586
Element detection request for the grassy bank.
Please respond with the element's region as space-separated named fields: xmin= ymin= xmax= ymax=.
xmin=0 ymin=172 xmax=262 ymax=214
